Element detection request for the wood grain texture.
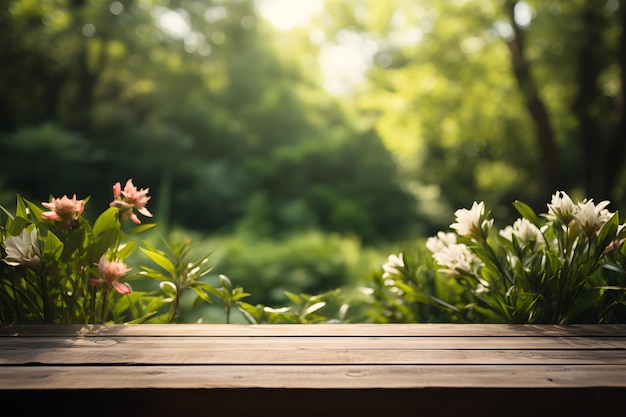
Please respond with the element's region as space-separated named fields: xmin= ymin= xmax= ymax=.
xmin=1 ymin=324 xmax=625 ymax=416
xmin=2 ymin=323 xmax=625 ymax=337
xmin=1 ymin=364 xmax=625 ymax=389
xmin=1 ymin=337 xmax=626 ymax=365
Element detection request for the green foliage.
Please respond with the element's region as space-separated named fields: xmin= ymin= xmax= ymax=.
xmin=205 ymin=274 xmax=251 ymax=324
xmin=2 ymin=182 xmax=625 ymax=325
xmin=137 ymin=237 xmax=255 ymax=324
xmin=0 ymin=192 xmax=151 ymax=324
xmin=5 ymin=0 xmax=387 ymax=237
xmin=1 ymin=1 xmax=624 ymax=326
xmin=2 ymin=0 xmax=622 ymax=240
xmin=0 ymin=124 xmax=96 ymax=210
xmin=237 ymin=289 xmax=351 ymax=324
xmin=210 ymin=230 xmax=382 ymax=306
xmin=361 ymin=250 xmax=477 ymax=323
xmin=138 ymin=237 xmax=217 ymax=323
xmin=414 ymin=192 xmax=626 ymax=323
xmin=0 ymin=181 xmax=235 ymax=324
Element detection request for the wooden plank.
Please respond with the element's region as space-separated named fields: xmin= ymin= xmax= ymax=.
xmin=1 ymin=324 xmax=625 ymax=416
xmin=1 ymin=335 xmax=625 ymax=365
xmin=1 ymin=364 xmax=625 ymax=389
xmin=1 ymin=346 xmax=625 ymax=365
xmin=2 ymin=334 xmax=625 ymax=352
xmin=2 ymin=323 xmax=626 ymax=337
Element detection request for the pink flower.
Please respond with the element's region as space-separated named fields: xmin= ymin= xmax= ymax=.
xmin=41 ymin=194 xmax=85 ymax=224
xmin=110 ymin=179 xmax=153 ymax=224
xmin=91 ymin=256 xmax=132 ymax=294
xmin=112 ymin=181 xmax=122 ymax=199
xmin=603 ymin=237 xmax=626 ymax=257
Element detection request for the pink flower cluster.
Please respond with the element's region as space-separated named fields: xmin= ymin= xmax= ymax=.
xmin=109 ymin=179 xmax=153 ymax=224
xmin=41 ymin=194 xmax=85 ymax=225
xmin=91 ymin=256 xmax=132 ymax=294
xmin=37 ymin=179 xmax=152 ymax=296
xmin=39 ymin=179 xmax=152 ymax=226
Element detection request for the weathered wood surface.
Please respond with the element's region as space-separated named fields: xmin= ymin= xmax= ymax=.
xmin=1 ymin=324 xmax=625 ymax=416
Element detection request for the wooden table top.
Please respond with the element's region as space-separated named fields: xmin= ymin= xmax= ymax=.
xmin=1 ymin=323 xmax=625 ymax=416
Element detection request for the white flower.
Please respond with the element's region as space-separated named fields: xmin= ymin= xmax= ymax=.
xmin=428 ymin=230 xmax=482 ymax=275
xmin=431 ymin=242 xmax=482 ymax=276
xmin=2 ymin=228 xmax=41 ymax=269
xmin=426 ymin=232 xmax=457 ymax=253
xmin=574 ymin=198 xmax=612 ymax=237
xmin=382 ymin=253 xmax=404 ymax=279
xmin=450 ymin=201 xmax=493 ymax=241
xmin=545 ymin=191 xmax=576 ymax=224
xmin=499 ymin=218 xmax=544 ymax=247
xmin=499 ymin=226 xmax=513 ymax=241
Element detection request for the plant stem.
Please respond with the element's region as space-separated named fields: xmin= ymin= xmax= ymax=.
xmin=89 ymin=285 xmax=97 ymax=324
xmin=38 ymin=270 xmax=52 ymax=324
xmin=169 ymin=289 xmax=181 ymax=324
xmin=9 ymin=278 xmax=22 ymax=323
xmin=100 ymin=287 xmax=111 ymax=323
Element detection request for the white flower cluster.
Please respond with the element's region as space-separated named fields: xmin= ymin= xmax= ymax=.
xmin=426 ymin=231 xmax=483 ymax=276
xmin=379 ymin=191 xmax=625 ymax=286
xmin=544 ymin=190 xmax=614 ymax=236
xmin=499 ymin=218 xmax=544 ymax=247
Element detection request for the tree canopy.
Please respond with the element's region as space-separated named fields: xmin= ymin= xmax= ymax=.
xmin=0 ymin=0 xmax=623 ymax=243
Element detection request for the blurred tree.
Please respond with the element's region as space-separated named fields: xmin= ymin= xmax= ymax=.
xmin=3 ymin=0 xmax=620 ymax=244
xmin=0 ymin=0 xmax=416 ymax=243
xmin=313 ymin=0 xmax=623 ymax=228
xmin=502 ymin=0 xmax=624 ymax=204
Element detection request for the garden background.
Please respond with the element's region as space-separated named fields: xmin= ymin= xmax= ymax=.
xmin=0 ymin=0 xmax=624 ymax=323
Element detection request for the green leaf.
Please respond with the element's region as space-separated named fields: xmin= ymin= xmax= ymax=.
xmin=302 ymin=301 xmax=326 ymax=317
xmin=88 ymin=228 xmax=119 ymax=263
xmin=596 ymin=211 xmax=619 ymax=257
xmin=60 ymin=227 xmax=86 ymax=261
xmin=141 ymin=240 xmax=159 ymax=252
xmin=187 ymin=255 xmax=214 ymax=277
xmin=129 ymin=223 xmax=157 ymax=234
xmin=219 ymin=274 xmax=232 ymax=291
xmin=284 ymin=291 xmax=303 ymax=305
xmin=203 ymin=285 xmax=224 ymax=299
xmin=139 ymin=267 xmax=170 ymax=281
xmin=93 ymin=207 xmax=119 ymax=237
xmin=7 ymin=216 xmax=32 ymax=236
xmin=423 ymin=291 xmax=462 ymax=313
xmin=23 ymin=197 xmax=45 ymax=221
xmin=140 ymin=247 xmax=176 ymax=276
xmin=230 ymin=287 xmax=251 ymax=302
xmin=512 ymin=200 xmax=541 ymax=227
xmin=191 ymin=286 xmax=213 ymax=304
xmin=602 ymin=263 xmax=625 ymax=274
xmin=562 ymin=288 xmax=603 ymax=323
xmin=236 ymin=302 xmax=262 ymax=324
xmin=125 ymin=311 xmax=159 ymax=324
xmin=15 ymin=195 xmax=28 ymax=218
xmin=116 ymin=240 xmax=137 ymax=259
xmin=597 ymin=285 xmax=626 ymax=291
xmin=159 ymin=281 xmax=177 ymax=297
xmin=43 ymin=231 xmax=63 ymax=258
xmin=0 ymin=204 xmax=15 ymax=221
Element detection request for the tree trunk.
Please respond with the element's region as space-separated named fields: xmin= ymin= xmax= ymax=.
xmin=503 ymin=0 xmax=561 ymax=199
xmin=571 ymin=0 xmax=620 ymax=204
xmin=601 ymin=2 xmax=625 ymax=205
